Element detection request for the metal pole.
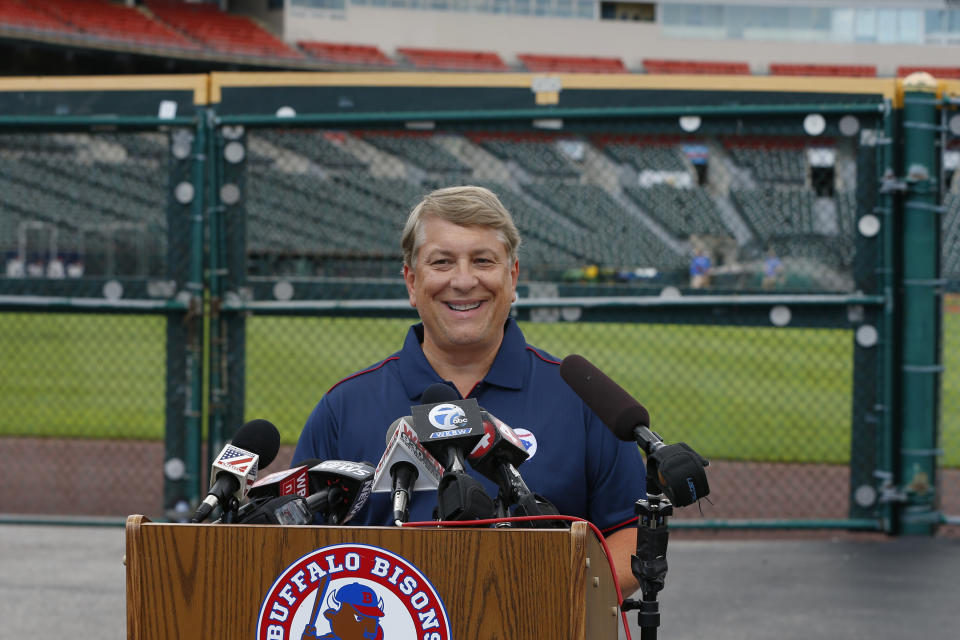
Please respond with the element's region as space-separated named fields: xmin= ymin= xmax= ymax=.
xmin=897 ymin=72 xmax=942 ymax=535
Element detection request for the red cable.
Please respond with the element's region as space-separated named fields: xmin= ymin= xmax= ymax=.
xmin=402 ymin=515 xmax=634 ymax=640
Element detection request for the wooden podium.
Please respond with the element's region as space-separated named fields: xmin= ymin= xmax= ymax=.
xmin=125 ymin=515 xmax=620 ymax=639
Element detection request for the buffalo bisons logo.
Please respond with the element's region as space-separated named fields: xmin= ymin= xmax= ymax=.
xmin=257 ymin=544 xmax=452 ymax=640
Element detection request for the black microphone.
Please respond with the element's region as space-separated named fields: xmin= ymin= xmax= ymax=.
xmin=371 ymin=417 xmax=445 ymax=525
xmin=305 ymin=460 xmax=376 ymax=525
xmin=414 ymin=383 xmax=485 ymax=473
xmin=237 ymin=494 xmax=313 ymax=525
xmin=559 ymin=354 xmax=709 ymax=507
xmin=468 ymin=411 xmax=531 ymax=504
xmin=191 ymin=419 xmax=281 ymax=523
xmin=413 ymin=383 xmax=494 ymax=521
xmin=467 ymin=411 xmax=563 ymax=525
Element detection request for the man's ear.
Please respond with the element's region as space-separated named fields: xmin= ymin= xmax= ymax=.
xmin=403 ymin=263 xmax=417 ymax=308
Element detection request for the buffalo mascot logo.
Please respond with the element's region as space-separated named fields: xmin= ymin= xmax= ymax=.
xmin=257 ymin=544 xmax=452 ymax=640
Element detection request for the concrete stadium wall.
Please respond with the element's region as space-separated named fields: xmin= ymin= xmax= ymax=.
xmin=282 ymin=5 xmax=960 ymax=75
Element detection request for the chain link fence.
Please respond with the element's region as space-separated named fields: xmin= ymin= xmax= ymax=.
xmin=0 ymin=74 xmax=955 ymax=537
xmin=0 ymin=124 xmax=202 ymax=519
xmin=940 ymin=94 xmax=960 ymax=528
xmin=226 ymin=106 xmax=889 ymax=532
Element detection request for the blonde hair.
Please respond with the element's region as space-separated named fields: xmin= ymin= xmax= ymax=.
xmin=401 ymin=185 xmax=521 ymax=268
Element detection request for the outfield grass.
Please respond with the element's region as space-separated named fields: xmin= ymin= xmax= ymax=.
xmin=1 ymin=311 xmax=957 ymax=467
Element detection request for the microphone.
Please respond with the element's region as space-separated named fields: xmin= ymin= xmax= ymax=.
xmin=412 ymin=383 xmax=494 ymax=521
xmin=237 ymin=494 xmax=313 ymax=525
xmin=468 ymin=411 xmax=563 ymax=525
xmin=248 ymin=465 xmax=311 ymax=500
xmin=559 ymin=354 xmax=710 ymax=507
xmin=372 ymin=417 xmax=445 ymax=525
xmin=412 ymin=383 xmax=485 ymax=473
xmin=191 ymin=419 xmax=281 ymax=523
xmin=305 ymin=460 xmax=376 ymax=525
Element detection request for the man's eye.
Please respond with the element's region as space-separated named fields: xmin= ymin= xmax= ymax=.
xmin=355 ymin=614 xmax=362 ymax=622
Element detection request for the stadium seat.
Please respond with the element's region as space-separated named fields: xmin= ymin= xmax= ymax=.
xmin=642 ymin=58 xmax=751 ymax=75
xmin=517 ymin=54 xmax=626 ymax=74
xmin=896 ymin=65 xmax=960 ymax=79
xmin=40 ymin=0 xmax=200 ymax=49
xmin=724 ymin=137 xmax=812 ymax=184
xmin=147 ymin=0 xmax=303 ymax=59
xmin=769 ymin=63 xmax=876 ymax=77
xmin=0 ymin=0 xmax=73 ymax=32
xmin=397 ymin=47 xmax=509 ymax=72
xmin=297 ymin=41 xmax=395 ymax=67
xmin=362 ymin=133 xmax=471 ymax=173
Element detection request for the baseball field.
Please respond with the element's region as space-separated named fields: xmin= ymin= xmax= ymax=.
xmin=2 ymin=309 xmax=957 ymax=467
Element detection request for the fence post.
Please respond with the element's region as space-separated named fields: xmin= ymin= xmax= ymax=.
xmin=897 ymin=72 xmax=943 ymax=535
xmin=163 ymin=120 xmax=207 ymax=520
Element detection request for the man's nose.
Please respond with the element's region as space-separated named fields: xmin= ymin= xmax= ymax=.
xmin=449 ymin=260 xmax=479 ymax=290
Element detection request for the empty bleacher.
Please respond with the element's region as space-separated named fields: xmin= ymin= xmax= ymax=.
xmin=524 ymin=180 xmax=686 ymax=269
xmin=517 ymin=54 xmax=626 ymax=74
xmin=476 ymin=136 xmax=580 ymax=178
xmin=245 ymin=166 xmax=405 ymax=257
xmin=362 ymin=133 xmax=472 ymax=174
xmin=147 ymin=0 xmax=302 ymax=59
xmin=603 ymin=140 xmax=690 ymax=173
xmin=897 ymin=66 xmax=960 ymax=79
xmin=769 ymin=63 xmax=876 ymax=77
xmin=297 ymin=41 xmax=395 ymax=67
xmin=725 ymin=140 xmax=809 ymax=185
xmin=43 ymin=0 xmax=200 ymax=49
xmin=398 ymin=47 xmax=509 ymax=72
xmin=256 ymin=130 xmax=368 ymax=170
xmin=0 ymin=0 xmax=72 ymax=33
xmin=624 ymin=184 xmax=730 ymax=239
xmin=642 ymin=59 xmax=751 ymax=75
xmin=730 ymin=186 xmax=818 ymax=240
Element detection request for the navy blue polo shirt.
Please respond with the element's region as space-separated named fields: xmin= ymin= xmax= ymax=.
xmin=293 ymin=318 xmax=646 ymax=533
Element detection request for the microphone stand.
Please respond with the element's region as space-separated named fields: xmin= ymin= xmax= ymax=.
xmin=621 ymin=485 xmax=673 ymax=639
xmin=220 ymin=496 xmax=241 ymax=524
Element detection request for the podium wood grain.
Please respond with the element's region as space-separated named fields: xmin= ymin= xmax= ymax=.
xmin=126 ymin=515 xmax=619 ymax=639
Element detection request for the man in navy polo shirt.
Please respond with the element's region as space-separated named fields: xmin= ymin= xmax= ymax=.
xmin=294 ymin=185 xmax=646 ymax=591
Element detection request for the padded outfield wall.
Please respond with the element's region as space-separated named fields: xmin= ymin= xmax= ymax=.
xmin=0 ymin=72 xmax=956 ymax=536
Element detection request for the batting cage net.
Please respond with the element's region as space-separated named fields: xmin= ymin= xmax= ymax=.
xmin=0 ymin=73 xmax=955 ymax=537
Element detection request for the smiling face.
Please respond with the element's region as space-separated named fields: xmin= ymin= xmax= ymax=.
xmin=403 ymin=215 xmax=519 ymax=360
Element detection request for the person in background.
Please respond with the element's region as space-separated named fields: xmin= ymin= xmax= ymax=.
xmin=690 ymin=247 xmax=711 ymax=289
xmin=762 ymin=247 xmax=785 ymax=290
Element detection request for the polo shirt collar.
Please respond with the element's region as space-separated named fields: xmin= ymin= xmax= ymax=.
xmin=396 ymin=318 xmax=528 ymax=401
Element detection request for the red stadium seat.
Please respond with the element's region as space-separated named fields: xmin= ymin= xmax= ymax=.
xmin=40 ymin=0 xmax=200 ymax=49
xmin=397 ymin=47 xmax=509 ymax=71
xmin=0 ymin=0 xmax=73 ymax=33
xmin=298 ymin=41 xmax=395 ymax=67
xmin=147 ymin=0 xmax=303 ymax=59
xmin=517 ymin=54 xmax=627 ymax=74
xmin=642 ymin=58 xmax=751 ymax=75
xmin=770 ymin=63 xmax=876 ymax=78
xmin=897 ymin=65 xmax=960 ymax=79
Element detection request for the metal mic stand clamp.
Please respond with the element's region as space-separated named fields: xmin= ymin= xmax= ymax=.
xmin=621 ymin=493 xmax=673 ymax=640
xmin=220 ymin=496 xmax=241 ymax=524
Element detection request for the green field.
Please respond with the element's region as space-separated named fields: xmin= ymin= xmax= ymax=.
xmin=1 ymin=312 xmax=958 ymax=467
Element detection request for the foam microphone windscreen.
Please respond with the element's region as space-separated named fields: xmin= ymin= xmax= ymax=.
xmin=559 ymin=354 xmax=650 ymax=441
xmin=420 ymin=382 xmax=460 ymax=404
xmin=231 ymin=419 xmax=281 ymax=470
